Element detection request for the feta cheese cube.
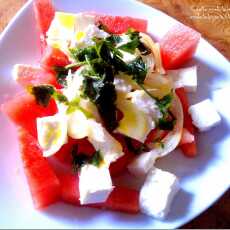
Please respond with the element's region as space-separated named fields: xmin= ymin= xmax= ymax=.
xmin=168 ymin=66 xmax=197 ymax=92
xmin=139 ymin=168 xmax=180 ymax=219
xmin=37 ymin=115 xmax=68 ymax=157
xmin=128 ymin=149 xmax=161 ymax=177
xmin=188 ymin=99 xmax=221 ymax=131
xmin=68 ymin=109 xmax=90 ymax=139
xmin=87 ymin=119 xmax=124 ymax=165
xmin=79 ymin=165 xmax=114 ymax=204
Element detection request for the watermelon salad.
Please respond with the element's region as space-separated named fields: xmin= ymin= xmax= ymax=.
xmin=1 ymin=0 xmax=222 ymax=219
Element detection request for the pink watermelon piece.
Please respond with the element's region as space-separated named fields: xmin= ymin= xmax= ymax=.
xmin=95 ymin=15 xmax=147 ymax=34
xmin=18 ymin=128 xmax=60 ymax=209
xmin=1 ymin=93 xmax=57 ymax=137
xmin=58 ymin=173 xmax=140 ymax=213
xmin=160 ymin=23 xmax=201 ymax=69
xmin=33 ymin=0 xmax=55 ymax=35
xmin=41 ymin=46 xmax=71 ymax=72
xmin=33 ymin=0 xmax=55 ymax=52
xmin=15 ymin=65 xmax=59 ymax=88
xmin=176 ymin=88 xmax=197 ymax=157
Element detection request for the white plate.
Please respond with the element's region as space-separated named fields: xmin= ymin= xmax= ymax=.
xmin=0 ymin=0 xmax=230 ymax=228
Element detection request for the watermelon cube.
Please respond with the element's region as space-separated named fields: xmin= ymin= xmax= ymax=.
xmin=14 ymin=64 xmax=59 ymax=88
xmin=96 ymin=15 xmax=147 ymax=34
xmin=1 ymin=93 xmax=57 ymax=137
xmin=58 ymin=173 xmax=140 ymax=213
xmin=41 ymin=46 xmax=70 ymax=72
xmin=18 ymin=128 xmax=60 ymax=209
xmin=160 ymin=23 xmax=201 ymax=69
xmin=176 ymin=88 xmax=197 ymax=157
xmin=33 ymin=0 xmax=55 ymax=52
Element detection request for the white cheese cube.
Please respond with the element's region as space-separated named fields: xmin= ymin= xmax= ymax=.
xmin=168 ymin=66 xmax=197 ymax=92
xmin=87 ymin=119 xmax=124 ymax=165
xmin=67 ymin=109 xmax=90 ymax=139
xmin=79 ymin=165 xmax=114 ymax=204
xmin=37 ymin=115 xmax=68 ymax=157
xmin=139 ymin=168 xmax=180 ymax=219
xmin=188 ymin=99 xmax=221 ymax=131
xmin=128 ymin=149 xmax=161 ymax=177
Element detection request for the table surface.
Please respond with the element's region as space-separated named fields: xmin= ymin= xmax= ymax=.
xmin=0 ymin=0 xmax=229 ymax=228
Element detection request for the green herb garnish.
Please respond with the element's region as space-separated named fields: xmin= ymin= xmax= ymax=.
xmin=90 ymin=150 xmax=103 ymax=167
xmin=28 ymin=84 xmax=68 ymax=107
xmin=72 ymin=145 xmax=104 ymax=172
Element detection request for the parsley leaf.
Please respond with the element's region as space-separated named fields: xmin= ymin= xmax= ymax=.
xmin=158 ymin=118 xmax=175 ymax=130
xmin=117 ymin=37 xmax=139 ymax=54
xmin=69 ymin=46 xmax=98 ymax=62
xmin=54 ymin=66 xmax=69 ymax=87
xmin=30 ymin=85 xmax=68 ymax=107
xmin=90 ymin=150 xmax=103 ymax=167
xmin=71 ymin=145 xmax=104 ymax=172
xmin=156 ymin=94 xmax=173 ymax=115
xmin=127 ymin=57 xmax=147 ymax=84
xmin=28 ymin=85 xmax=55 ymax=107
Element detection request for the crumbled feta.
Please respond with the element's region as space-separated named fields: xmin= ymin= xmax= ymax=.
xmin=129 ymin=90 xmax=163 ymax=120
xmin=114 ymin=77 xmax=133 ymax=93
xmin=79 ymin=164 xmax=114 ymax=204
xmin=71 ymin=24 xmax=109 ymax=48
xmin=63 ymin=67 xmax=85 ymax=101
xmin=128 ymin=149 xmax=161 ymax=177
xmin=139 ymin=168 xmax=180 ymax=219
xmin=168 ymin=66 xmax=197 ymax=92
xmin=37 ymin=115 xmax=68 ymax=157
xmin=87 ymin=119 xmax=123 ymax=165
xmin=188 ymin=99 xmax=221 ymax=131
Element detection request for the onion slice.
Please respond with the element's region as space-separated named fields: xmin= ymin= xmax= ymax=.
xmin=140 ymin=33 xmax=165 ymax=75
xmin=128 ymin=93 xmax=184 ymax=177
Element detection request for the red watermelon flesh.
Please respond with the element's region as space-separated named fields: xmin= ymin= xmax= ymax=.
xmin=33 ymin=0 xmax=55 ymax=53
xmin=109 ymin=134 xmax=135 ymax=176
xmin=1 ymin=93 xmax=57 ymax=137
xmin=160 ymin=23 xmax=201 ymax=69
xmin=96 ymin=15 xmax=147 ymax=34
xmin=58 ymin=173 xmax=80 ymax=205
xmin=176 ymin=88 xmax=197 ymax=157
xmin=15 ymin=64 xmax=59 ymax=88
xmin=58 ymin=173 xmax=140 ymax=213
xmin=54 ymin=137 xmax=96 ymax=166
xmin=18 ymin=128 xmax=60 ymax=209
xmin=41 ymin=46 xmax=71 ymax=72
xmin=33 ymin=0 xmax=55 ymax=35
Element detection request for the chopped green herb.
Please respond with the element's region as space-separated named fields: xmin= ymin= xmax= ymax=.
xmin=54 ymin=66 xmax=69 ymax=87
xmin=90 ymin=150 xmax=103 ymax=167
xmin=106 ymin=35 xmax=122 ymax=45
xmin=127 ymin=57 xmax=147 ymax=84
xmin=28 ymin=85 xmax=55 ymax=107
xmin=156 ymin=94 xmax=173 ymax=115
xmin=153 ymin=138 xmax=165 ymax=149
xmin=71 ymin=145 xmax=89 ymax=172
xmin=124 ymin=136 xmax=149 ymax=155
xmin=158 ymin=118 xmax=175 ymax=130
xmin=69 ymin=46 xmax=98 ymax=62
xmin=117 ymin=37 xmax=139 ymax=54
xmin=72 ymin=145 xmax=104 ymax=172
